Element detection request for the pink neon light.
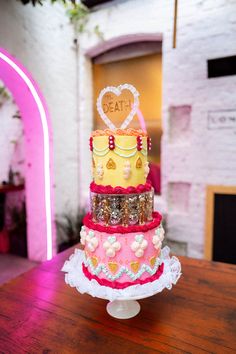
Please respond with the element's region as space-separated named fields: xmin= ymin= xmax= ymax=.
xmin=0 ymin=48 xmax=56 ymax=261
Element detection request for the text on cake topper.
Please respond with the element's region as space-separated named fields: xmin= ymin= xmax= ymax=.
xmin=103 ymin=93 xmax=132 ymax=114
xmin=96 ymin=84 xmax=140 ymax=130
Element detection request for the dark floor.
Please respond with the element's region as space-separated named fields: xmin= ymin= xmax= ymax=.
xmin=0 ymin=254 xmax=38 ymax=285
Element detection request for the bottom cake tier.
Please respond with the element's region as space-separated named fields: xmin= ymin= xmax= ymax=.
xmin=62 ymin=247 xmax=182 ymax=301
xmin=80 ymin=213 xmax=165 ymax=289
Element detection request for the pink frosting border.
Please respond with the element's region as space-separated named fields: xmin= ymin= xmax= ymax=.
xmin=90 ymin=181 xmax=152 ymax=194
xmin=83 ymin=212 xmax=162 ymax=234
xmin=82 ymin=262 xmax=164 ymax=289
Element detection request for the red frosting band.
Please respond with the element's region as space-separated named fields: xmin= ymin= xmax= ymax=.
xmin=83 ymin=212 xmax=162 ymax=234
xmin=90 ymin=181 xmax=152 ymax=195
xmin=82 ymin=262 xmax=164 ymax=289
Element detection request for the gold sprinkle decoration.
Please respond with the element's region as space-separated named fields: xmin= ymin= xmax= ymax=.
xmin=136 ymin=157 xmax=142 ymax=168
xmin=108 ymin=262 xmax=119 ymax=274
xmin=106 ymin=158 xmax=116 ymax=169
xmin=150 ymin=256 xmax=156 ymax=268
xmin=130 ymin=261 xmax=140 ymax=273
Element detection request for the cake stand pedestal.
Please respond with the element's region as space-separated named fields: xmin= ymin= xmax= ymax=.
xmin=62 ymin=247 xmax=181 ymax=319
xmin=106 ymin=299 xmax=140 ymax=319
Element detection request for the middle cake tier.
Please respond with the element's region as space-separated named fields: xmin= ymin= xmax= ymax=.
xmin=90 ymin=185 xmax=154 ymax=227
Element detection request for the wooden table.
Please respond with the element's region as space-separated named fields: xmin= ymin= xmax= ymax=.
xmin=0 ymin=246 xmax=235 ymax=354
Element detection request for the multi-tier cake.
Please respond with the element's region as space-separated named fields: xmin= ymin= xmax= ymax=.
xmin=80 ymin=128 xmax=165 ymax=289
xmin=62 ymin=84 xmax=181 ymax=309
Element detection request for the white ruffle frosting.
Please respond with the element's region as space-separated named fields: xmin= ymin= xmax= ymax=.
xmin=61 ymin=246 xmax=181 ymax=302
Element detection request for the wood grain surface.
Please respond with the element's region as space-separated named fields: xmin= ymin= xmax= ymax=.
xmin=0 ymin=246 xmax=235 ymax=354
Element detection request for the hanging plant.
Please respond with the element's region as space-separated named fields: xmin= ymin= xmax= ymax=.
xmin=18 ymin=0 xmax=103 ymax=38
xmin=19 ymin=0 xmax=44 ymax=4
xmin=65 ymin=1 xmax=89 ymax=33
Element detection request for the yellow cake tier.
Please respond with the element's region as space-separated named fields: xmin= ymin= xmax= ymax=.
xmin=91 ymin=130 xmax=149 ymax=187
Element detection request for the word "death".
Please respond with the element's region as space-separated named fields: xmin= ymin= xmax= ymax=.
xmin=103 ymin=100 xmax=132 ymax=113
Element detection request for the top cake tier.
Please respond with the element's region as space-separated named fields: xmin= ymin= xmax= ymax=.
xmin=90 ymin=129 xmax=151 ymax=188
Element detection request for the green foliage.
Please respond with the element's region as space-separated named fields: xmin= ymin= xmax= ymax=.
xmin=0 ymin=86 xmax=10 ymax=101
xmin=18 ymin=0 xmax=103 ymax=38
xmin=19 ymin=0 xmax=44 ymax=5
xmin=94 ymin=24 xmax=104 ymax=40
xmin=65 ymin=2 xmax=89 ymax=33
xmin=56 ymin=208 xmax=85 ymax=244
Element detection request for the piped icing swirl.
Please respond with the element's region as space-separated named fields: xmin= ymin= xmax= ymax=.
xmin=92 ymin=128 xmax=147 ymax=137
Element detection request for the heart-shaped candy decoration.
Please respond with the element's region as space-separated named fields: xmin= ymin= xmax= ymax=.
xmin=91 ymin=256 xmax=98 ymax=268
xmin=135 ymin=234 xmax=144 ymax=243
xmin=106 ymin=158 xmax=116 ymax=170
xmin=108 ymin=236 xmax=116 ymax=244
xmin=108 ymin=261 xmax=119 ymax=274
xmin=149 ymin=256 xmax=156 ymax=268
xmin=130 ymin=261 xmax=140 ymax=273
xmin=96 ymin=84 xmax=139 ymax=130
xmin=136 ymin=157 xmax=142 ymax=168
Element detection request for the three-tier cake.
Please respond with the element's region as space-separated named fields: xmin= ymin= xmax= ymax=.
xmin=62 ymin=84 xmax=181 ymax=306
xmin=80 ymin=128 xmax=165 ymax=289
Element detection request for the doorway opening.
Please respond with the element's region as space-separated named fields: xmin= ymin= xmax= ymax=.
xmin=205 ymin=185 xmax=236 ymax=264
xmin=92 ymin=38 xmax=162 ymax=194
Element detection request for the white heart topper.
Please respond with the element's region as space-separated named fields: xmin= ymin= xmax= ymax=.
xmin=96 ymin=83 xmax=140 ymax=130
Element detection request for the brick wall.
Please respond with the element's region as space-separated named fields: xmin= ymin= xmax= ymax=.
xmin=0 ymin=0 xmax=235 ymax=257
xmin=78 ymin=0 xmax=236 ymax=258
xmin=0 ymin=83 xmax=24 ymax=183
xmin=0 ymin=0 xmax=79 ymax=217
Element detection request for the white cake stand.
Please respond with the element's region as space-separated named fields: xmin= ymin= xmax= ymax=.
xmin=61 ymin=246 xmax=181 ymax=319
xmin=106 ymin=299 xmax=141 ymax=319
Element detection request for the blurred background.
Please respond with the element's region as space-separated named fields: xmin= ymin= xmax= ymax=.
xmin=0 ymin=0 xmax=235 ymax=282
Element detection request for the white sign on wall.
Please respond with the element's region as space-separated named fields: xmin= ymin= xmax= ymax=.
xmin=208 ymin=110 xmax=236 ymax=130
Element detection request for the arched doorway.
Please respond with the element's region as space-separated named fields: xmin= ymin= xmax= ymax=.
xmin=89 ymin=33 xmax=162 ymax=194
xmin=0 ymin=48 xmax=56 ymax=261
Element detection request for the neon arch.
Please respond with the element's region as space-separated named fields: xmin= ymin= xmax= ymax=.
xmin=0 ymin=48 xmax=56 ymax=261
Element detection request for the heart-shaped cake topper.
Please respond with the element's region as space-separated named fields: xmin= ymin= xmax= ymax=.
xmin=96 ymin=83 xmax=140 ymax=130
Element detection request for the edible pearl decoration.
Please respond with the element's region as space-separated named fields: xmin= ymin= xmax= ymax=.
xmin=93 ymin=142 xmax=148 ymax=158
xmin=152 ymin=226 xmax=165 ymax=250
xmin=147 ymin=136 xmax=152 ymax=151
xmin=108 ymin=135 xmax=115 ymax=150
xmin=123 ymin=160 xmax=131 ymax=179
xmin=131 ymin=234 xmax=148 ymax=258
xmin=103 ymin=236 xmax=121 ymax=258
xmin=80 ymin=226 xmax=87 ymax=245
xmin=137 ymin=136 xmax=143 ymax=151
xmin=89 ymin=137 xmax=93 ymax=151
xmin=144 ymin=161 xmax=150 ymax=178
xmin=86 ymin=230 xmax=98 ymax=252
xmin=96 ymin=163 xmax=104 ymax=180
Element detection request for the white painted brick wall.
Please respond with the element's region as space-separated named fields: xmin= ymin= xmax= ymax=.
xmin=0 ymin=85 xmax=24 ymax=183
xmin=1 ymin=0 xmax=235 ymax=258
xmin=78 ymin=0 xmax=236 ymax=258
xmin=0 ymin=0 xmax=79 ymax=217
